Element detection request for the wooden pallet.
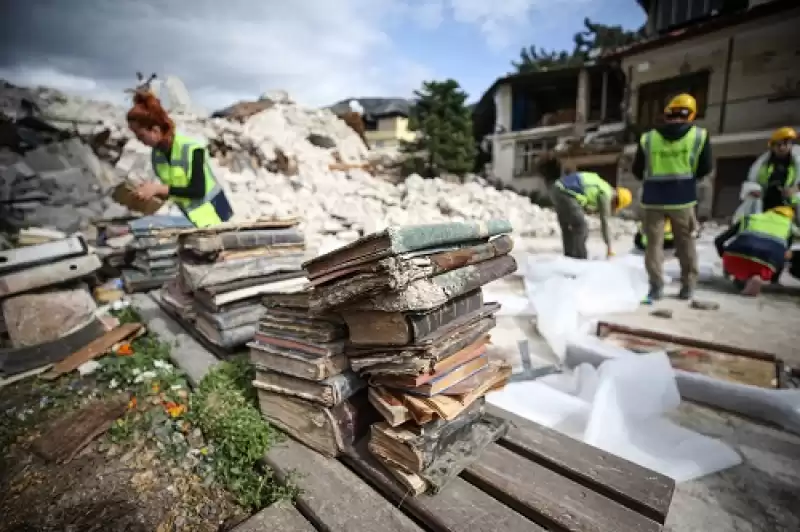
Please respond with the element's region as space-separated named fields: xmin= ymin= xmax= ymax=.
xmin=256 ymin=404 xmax=675 ymax=532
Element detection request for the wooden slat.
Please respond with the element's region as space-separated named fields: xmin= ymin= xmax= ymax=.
xmin=264 ymin=438 xmax=423 ymax=532
xmin=487 ymin=405 xmax=674 ymax=523
xmin=232 ymin=500 xmax=317 ymax=532
xmin=465 ymin=443 xmax=663 ymax=532
xmin=41 ymin=323 xmax=143 ymax=379
xmin=343 ymin=438 xmax=542 ymax=532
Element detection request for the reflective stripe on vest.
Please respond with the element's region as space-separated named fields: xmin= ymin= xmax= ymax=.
xmin=637 ymin=222 xmax=674 ymax=246
xmin=739 ymin=211 xmax=793 ymax=246
xmin=555 ymin=171 xmax=611 ymax=210
xmin=756 ymin=161 xmax=797 ymax=188
xmin=641 ymin=126 xmax=707 ymax=182
xmin=151 ymin=133 xmax=224 ymax=220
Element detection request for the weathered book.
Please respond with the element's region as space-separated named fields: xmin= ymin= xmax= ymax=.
xmin=249 ymin=341 xmax=348 ymax=381
xmin=132 ymin=256 xmax=178 ymax=274
xmin=303 ymin=220 xmax=513 ymax=280
xmin=195 ymin=316 xmax=256 ymax=349
xmin=258 ymin=319 xmax=345 ymax=344
xmin=370 ymin=336 xmax=489 ymax=388
xmin=196 ymin=303 xmax=265 ymax=330
xmin=182 ymin=227 xmax=305 ymax=253
xmin=262 ymin=289 xmax=312 ymax=310
xmin=343 ymin=255 xmax=517 ymax=313
xmin=251 ymin=331 xmax=345 ymax=357
xmin=310 ymin=236 xmax=513 ymax=311
xmin=193 ymin=273 xmax=308 ymax=312
xmin=121 ymin=268 xmax=176 ymax=293
xmin=140 ymin=245 xmax=178 ymax=260
xmin=179 ymin=253 xmax=306 ymax=291
xmin=347 ymin=304 xmax=498 ymax=375
xmin=341 ymin=290 xmax=483 ymax=346
xmin=367 ymin=400 xmax=485 ymax=472
xmin=368 ymin=387 xmax=413 ymax=427
xmin=369 ymin=411 xmax=509 ymax=495
xmin=256 ymin=389 xmax=377 ymax=458
xmin=379 ymin=354 xmax=489 ymax=396
xmin=213 ymin=245 xmax=306 ymax=263
xmin=252 ymin=369 xmax=365 ymax=407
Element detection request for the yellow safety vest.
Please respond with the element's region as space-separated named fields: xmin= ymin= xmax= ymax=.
xmin=151 ymin=133 xmax=225 ymax=228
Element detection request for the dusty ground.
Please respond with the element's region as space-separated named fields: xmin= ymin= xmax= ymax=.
xmin=489 ymin=236 xmax=800 ymax=531
xmin=0 ymin=376 xmax=245 ymax=532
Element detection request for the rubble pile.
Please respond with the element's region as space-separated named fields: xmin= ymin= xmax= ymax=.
xmin=0 ymin=79 xmax=637 ymax=249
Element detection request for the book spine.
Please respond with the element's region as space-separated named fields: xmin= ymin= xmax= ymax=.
xmin=388 ymin=220 xmax=513 ymax=253
xmin=429 ymin=235 xmax=514 ymax=274
xmin=407 ymin=290 xmax=483 ymax=340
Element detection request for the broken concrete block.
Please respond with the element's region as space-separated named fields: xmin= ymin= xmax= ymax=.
xmin=2 ymin=287 xmax=97 ymax=347
xmin=690 ymin=299 xmax=720 ymax=311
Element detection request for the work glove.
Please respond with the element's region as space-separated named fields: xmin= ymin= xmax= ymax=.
xmin=606 ymin=248 xmax=615 ymax=259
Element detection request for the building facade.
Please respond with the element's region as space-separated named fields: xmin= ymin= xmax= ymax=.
xmin=363 ymin=114 xmax=417 ymax=150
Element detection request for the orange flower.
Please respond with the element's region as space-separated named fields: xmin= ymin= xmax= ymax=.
xmin=115 ymin=343 xmax=134 ymax=356
xmin=163 ymin=401 xmax=186 ymax=418
xmin=128 ymin=396 xmax=138 ymax=410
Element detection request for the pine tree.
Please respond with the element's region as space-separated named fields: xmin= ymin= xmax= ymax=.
xmin=401 ymin=79 xmax=477 ymax=178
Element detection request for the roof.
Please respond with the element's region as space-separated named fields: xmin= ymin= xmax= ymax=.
xmin=604 ymin=0 xmax=799 ymax=59
xmin=327 ymin=98 xmax=411 ymax=118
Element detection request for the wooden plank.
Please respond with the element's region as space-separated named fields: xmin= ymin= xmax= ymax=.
xmin=232 ymin=500 xmax=317 ymax=532
xmin=343 ymin=438 xmax=542 ymax=532
xmin=0 ymin=253 xmax=102 ymax=297
xmin=31 ymin=397 xmax=128 ymax=463
xmin=40 ymin=323 xmax=143 ymax=379
xmin=0 ymin=235 xmax=87 ymax=275
xmin=264 ymin=438 xmax=423 ymax=532
xmin=487 ymin=405 xmax=674 ymax=524
xmin=464 ymin=443 xmax=663 ymax=532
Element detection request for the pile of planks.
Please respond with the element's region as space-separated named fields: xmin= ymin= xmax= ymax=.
xmin=304 ymin=220 xmax=517 ymax=495
xmin=159 ymin=218 xmax=307 ymax=352
xmin=248 ymin=284 xmax=372 ymax=458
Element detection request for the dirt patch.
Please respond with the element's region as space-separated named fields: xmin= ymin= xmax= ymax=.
xmin=0 ymin=377 xmax=246 ymax=532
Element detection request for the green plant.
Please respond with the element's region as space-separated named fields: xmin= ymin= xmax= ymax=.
xmin=401 ymin=79 xmax=477 ymax=177
xmin=190 ymin=361 xmax=295 ymax=510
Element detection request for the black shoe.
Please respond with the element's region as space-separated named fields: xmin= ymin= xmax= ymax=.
xmin=647 ymin=285 xmax=663 ymax=301
xmin=678 ymin=285 xmax=694 ymax=300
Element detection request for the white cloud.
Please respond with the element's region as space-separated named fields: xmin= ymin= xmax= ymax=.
xmin=0 ymin=0 xmax=434 ymax=109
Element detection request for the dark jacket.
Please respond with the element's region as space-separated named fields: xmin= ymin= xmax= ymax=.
xmin=632 ymin=122 xmax=712 ymax=208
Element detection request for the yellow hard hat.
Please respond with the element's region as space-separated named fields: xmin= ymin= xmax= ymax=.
xmin=772 ymin=205 xmax=794 ymax=218
xmin=664 ymin=93 xmax=697 ymax=119
xmin=615 ymin=186 xmax=632 ymax=212
xmin=770 ymin=127 xmax=797 ymax=145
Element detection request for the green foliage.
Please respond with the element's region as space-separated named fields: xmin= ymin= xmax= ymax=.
xmin=190 ymin=360 xmax=295 ymax=510
xmin=401 ymin=79 xmax=477 ymax=177
xmin=512 ymin=18 xmax=645 ymax=73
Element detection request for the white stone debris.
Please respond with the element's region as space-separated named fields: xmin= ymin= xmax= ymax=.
xmin=0 ymin=79 xmax=636 ymax=250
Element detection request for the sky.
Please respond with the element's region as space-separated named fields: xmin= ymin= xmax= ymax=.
xmin=0 ymin=0 xmax=646 ymax=110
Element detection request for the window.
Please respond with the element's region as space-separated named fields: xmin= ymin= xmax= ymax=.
xmin=654 ymin=0 xmax=725 ymax=33
xmin=636 ymin=71 xmax=710 ymax=129
xmin=513 ymin=138 xmax=554 ymax=177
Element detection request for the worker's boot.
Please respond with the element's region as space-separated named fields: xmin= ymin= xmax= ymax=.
xmin=741 ymin=276 xmax=764 ymax=297
xmin=678 ymin=285 xmax=694 ymax=300
xmin=647 ymin=284 xmax=663 ymax=301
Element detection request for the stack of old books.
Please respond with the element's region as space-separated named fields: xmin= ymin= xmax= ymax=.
xmin=249 ymin=287 xmax=373 ymax=458
xmin=160 ymin=218 xmax=308 ymax=351
xmin=304 ymin=220 xmax=517 ymax=495
xmin=121 ymin=215 xmax=193 ymax=292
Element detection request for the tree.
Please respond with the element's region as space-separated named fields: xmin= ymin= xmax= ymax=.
xmin=401 ymin=79 xmax=477 ymax=178
xmin=511 ymin=18 xmax=644 ymax=73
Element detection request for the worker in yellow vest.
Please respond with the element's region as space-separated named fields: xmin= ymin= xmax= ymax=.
xmin=714 ymin=206 xmax=795 ymax=296
xmin=634 ymin=219 xmax=674 ymax=252
xmin=631 ymin=93 xmax=712 ymax=301
xmin=744 ymin=127 xmax=799 ymax=211
xmin=126 ymin=90 xmax=233 ymax=227
xmin=550 ymin=164 xmax=633 ymax=259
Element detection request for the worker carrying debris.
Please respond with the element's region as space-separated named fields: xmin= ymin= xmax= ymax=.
xmin=549 ymin=161 xmax=632 ymax=259
xmin=714 ymin=205 xmax=796 ymax=297
xmin=632 ymin=93 xmax=712 ymax=302
xmin=126 ymin=89 xmax=234 ymax=227
xmin=740 ymin=127 xmax=799 ymax=213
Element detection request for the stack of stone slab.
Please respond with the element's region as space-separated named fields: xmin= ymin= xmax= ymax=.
xmin=303 ymin=220 xmax=517 ymax=495
xmin=249 ymin=286 xmax=374 ymax=458
xmin=166 ymin=218 xmax=307 ymax=352
xmin=121 ymin=215 xmax=193 ymax=293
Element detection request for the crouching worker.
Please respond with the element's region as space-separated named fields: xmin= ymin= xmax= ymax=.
xmin=126 ymin=89 xmax=233 ymax=228
xmin=714 ymin=206 xmax=795 ymax=296
xmin=634 ymin=219 xmax=675 ymax=252
xmin=550 ymin=166 xmax=633 ymax=259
